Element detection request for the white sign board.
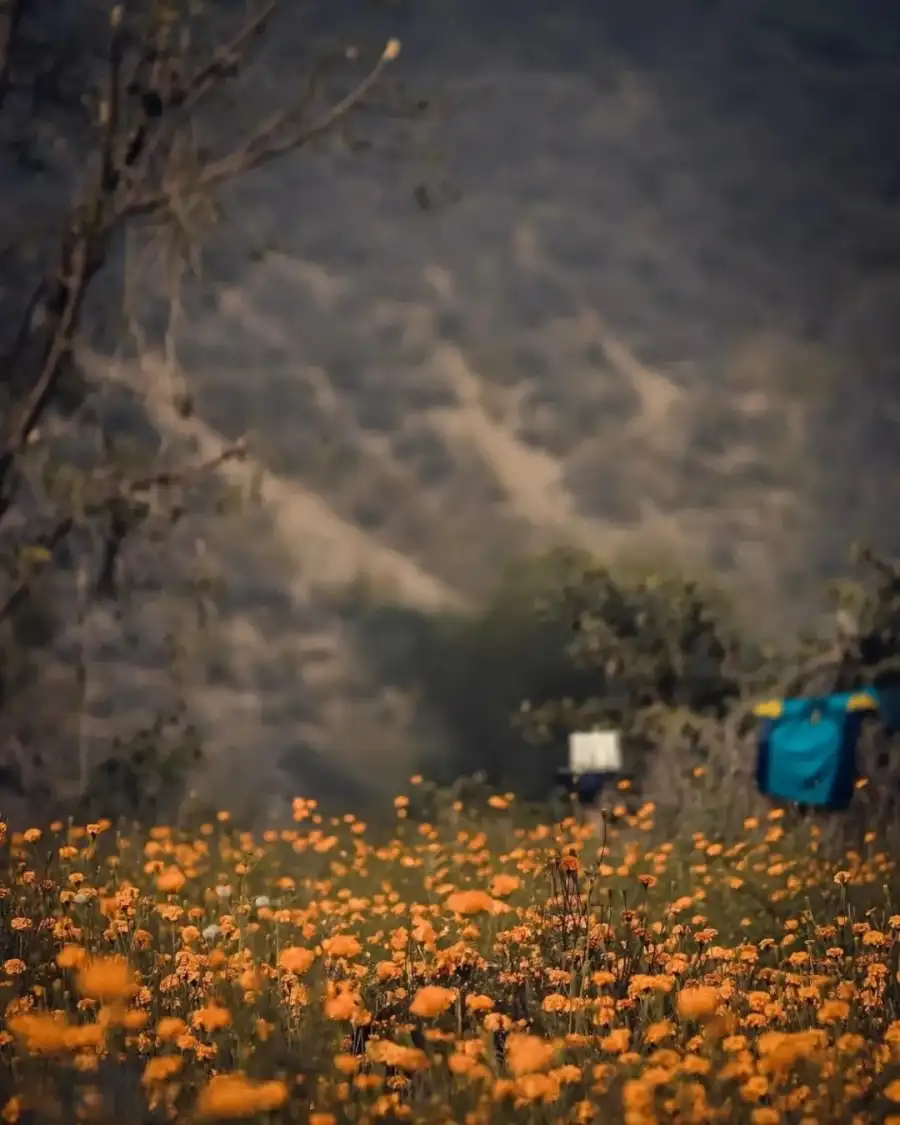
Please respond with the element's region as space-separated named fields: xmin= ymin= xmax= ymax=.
xmin=568 ymin=730 xmax=623 ymax=775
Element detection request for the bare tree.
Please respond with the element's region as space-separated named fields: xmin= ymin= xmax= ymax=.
xmin=0 ymin=0 xmax=404 ymax=821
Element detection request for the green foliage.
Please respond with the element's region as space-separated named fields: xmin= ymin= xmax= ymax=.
xmin=515 ymin=547 xmax=767 ymax=744
xmin=386 ymin=540 xmax=900 ymax=832
xmin=376 ymin=548 xmax=772 ymax=798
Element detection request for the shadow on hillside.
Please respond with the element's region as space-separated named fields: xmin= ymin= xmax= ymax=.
xmin=327 ymin=583 xmax=584 ymax=800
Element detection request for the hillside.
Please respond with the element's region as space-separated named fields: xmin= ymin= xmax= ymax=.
xmin=4 ymin=0 xmax=900 ymax=818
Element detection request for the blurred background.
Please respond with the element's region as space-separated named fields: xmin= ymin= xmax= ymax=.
xmin=3 ymin=0 xmax=900 ymax=822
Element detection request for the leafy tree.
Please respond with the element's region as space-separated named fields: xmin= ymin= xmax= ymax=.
xmin=513 ymin=547 xmax=773 ymax=779
xmin=401 ymin=547 xmax=769 ymax=797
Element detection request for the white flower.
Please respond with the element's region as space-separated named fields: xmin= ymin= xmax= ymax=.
xmin=73 ymin=893 xmax=89 ymax=905
xmin=254 ymin=895 xmax=271 ymax=909
xmin=215 ymin=884 xmax=232 ymax=898
xmin=202 ymin=924 xmax=221 ymax=941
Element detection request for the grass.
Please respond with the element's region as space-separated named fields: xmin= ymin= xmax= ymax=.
xmin=2 ymin=777 xmax=900 ymax=1124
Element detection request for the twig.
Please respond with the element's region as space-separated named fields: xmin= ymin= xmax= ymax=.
xmin=126 ymin=38 xmax=401 ymax=216
xmin=0 ymin=440 xmax=246 ymax=625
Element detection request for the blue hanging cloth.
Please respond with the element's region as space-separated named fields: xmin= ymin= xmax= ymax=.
xmin=753 ymin=691 xmax=879 ymax=811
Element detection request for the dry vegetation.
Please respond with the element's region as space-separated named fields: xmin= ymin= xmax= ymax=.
xmin=3 ymin=781 xmax=900 ymax=1124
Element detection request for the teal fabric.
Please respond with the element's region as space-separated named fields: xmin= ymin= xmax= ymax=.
xmin=755 ymin=693 xmax=869 ymax=810
xmin=754 ymin=686 xmax=900 ymax=810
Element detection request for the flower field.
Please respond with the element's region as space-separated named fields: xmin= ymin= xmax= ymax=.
xmin=2 ymin=781 xmax=900 ymax=1124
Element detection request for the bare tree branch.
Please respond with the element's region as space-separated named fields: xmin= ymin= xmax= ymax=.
xmin=0 ymin=0 xmax=409 ymax=815
xmin=123 ymin=36 xmax=401 ymax=217
xmin=0 ymin=8 xmax=401 ymax=498
xmin=0 ymin=439 xmax=247 ymax=624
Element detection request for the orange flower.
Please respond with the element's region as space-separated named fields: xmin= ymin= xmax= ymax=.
xmin=513 ymin=1071 xmax=560 ymax=1102
xmin=196 ymin=1075 xmax=288 ymax=1119
xmin=757 ymin=1030 xmax=826 ymax=1076
xmin=445 ymin=890 xmax=494 ymax=916
xmin=333 ymin=1054 xmax=361 ymax=1075
xmin=817 ymin=999 xmax=850 ymax=1025
xmin=644 ymin=1020 xmax=674 ymax=1045
xmin=7 ymin=1013 xmax=71 ymax=1054
xmin=191 ymin=1006 xmax=232 ymax=1033
xmin=55 ymin=945 xmax=88 ymax=971
xmin=677 ymin=986 xmax=719 ymax=1022
xmin=599 ymin=1029 xmax=631 ymax=1055
xmin=142 ymin=1056 xmax=184 ymax=1085
xmin=465 ymin=994 xmax=495 ymax=1012
xmin=322 ymin=935 xmax=362 ymax=959
xmin=157 ymin=1017 xmax=188 ymax=1042
xmin=505 ymin=1033 xmax=557 ymax=1076
xmin=324 ymin=990 xmax=363 ymax=1021
xmin=76 ymin=955 xmax=137 ymax=1003
xmin=409 ymin=986 xmax=457 ymax=1018
xmin=278 ymin=947 xmax=315 ymax=974
xmin=63 ymin=1023 xmax=105 ymax=1050
xmin=367 ymin=1041 xmax=430 ymax=1071
xmin=156 ymin=867 xmax=186 ymax=894
xmin=489 ymin=874 xmax=521 ymax=898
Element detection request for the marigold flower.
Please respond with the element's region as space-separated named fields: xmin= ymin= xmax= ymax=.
xmin=333 ymin=1054 xmax=361 ymax=1075
xmin=278 ymin=947 xmax=315 ymax=974
xmin=7 ymin=1013 xmax=71 ymax=1054
xmin=489 ymin=874 xmax=521 ymax=898
xmin=367 ymin=1040 xmax=429 ymax=1071
xmin=644 ymin=1020 xmax=674 ymax=1045
xmin=191 ymin=1006 xmax=232 ymax=1033
xmin=76 ymin=955 xmax=137 ymax=1003
xmin=196 ymin=1075 xmax=288 ymax=1119
xmin=599 ymin=1028 xmax=631 ymax=1054
xmin=465 ymin=994 xmax=495 ymax=1012
xmin=409 ymin=986 xmax=456 ymax=1018
xmin=445 ymin=890 xmax=495 ymax=916
xmin=156 ymin=867 xmax=186 ymax=894
xmin=322 ymin=935 xmax=361 ymax=959
xmin=324 ymin=990 xmax=363 ymax=1021
xmin=505 ymin=1032 xmax=557 ymax=1076
xmin=817 ymin=999 xmax=850 ymax=1025
xmin=677 ymin=986 xmax=719 ymax=1022
xmin=157 ymin=1017 xmax=188 ymax=1041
